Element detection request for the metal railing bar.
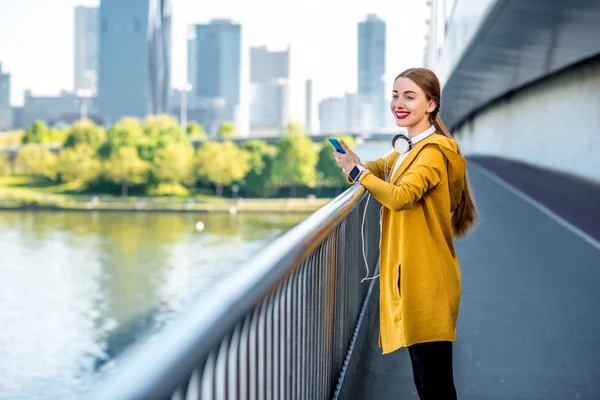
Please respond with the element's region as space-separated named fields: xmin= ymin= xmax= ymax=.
xmin=87 ymin=185 xmax=369 ymax=400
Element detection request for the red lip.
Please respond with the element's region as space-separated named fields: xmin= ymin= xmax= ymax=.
xmin=395 ymin=111 xmax=410 ymax=120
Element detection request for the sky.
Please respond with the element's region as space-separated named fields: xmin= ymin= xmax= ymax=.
xmin=0 ymin=0 xmax=429 ymax=124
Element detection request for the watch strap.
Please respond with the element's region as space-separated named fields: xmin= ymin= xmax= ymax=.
xmin=351 ymin=165 xmax=367 ymax=182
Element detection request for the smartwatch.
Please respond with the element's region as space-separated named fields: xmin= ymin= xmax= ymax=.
xmin=349 ymin=165 xmax=367 ymax=183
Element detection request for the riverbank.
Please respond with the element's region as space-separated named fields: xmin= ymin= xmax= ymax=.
xmin=0 ymin=198 xmax=328 ymax=213
xmin=0 ymin=178 xmax=331 ymax=213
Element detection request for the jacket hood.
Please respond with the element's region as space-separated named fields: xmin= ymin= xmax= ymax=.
xmin=426 ymin=134 xmax=466 ymax=209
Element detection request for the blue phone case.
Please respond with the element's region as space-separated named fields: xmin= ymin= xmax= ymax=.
xmin=328 ymin=138 xmax=346 ymax=154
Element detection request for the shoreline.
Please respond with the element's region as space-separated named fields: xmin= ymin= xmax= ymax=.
xmin=0 ymin=205 xmax=319 ymax=213
xmin=0 ymin=183 xmax=334 ymax=214
xmin=0 ymin=199 xmax=329 ymax=214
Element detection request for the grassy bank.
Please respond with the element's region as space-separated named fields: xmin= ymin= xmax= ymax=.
xmin=0 ymin=177 xmax=331 ymax=213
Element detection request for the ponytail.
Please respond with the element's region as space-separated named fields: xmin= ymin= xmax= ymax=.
xmin=395 ymin=67 xmax=478 ymax=238
xmin=431 ymin=112 xmax=478 ymax=238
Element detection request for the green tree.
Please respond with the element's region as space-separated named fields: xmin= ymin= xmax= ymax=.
xmin=217 ymin=121 xmax=235 ymax=139
xmin=0 ymin=153 xmax=11 ymax=176
xmin=103 ymin=146 xmax=150 ymax=196
xmin=99 ymin=118 xmax=146 ymax=159
xmin=285 ymin=120 xmax=306 ymax=135
xmin=63 ymin=121 xmax=107 ymax=149
xmin=186 ymin=122 xmax=205 ymax=138
xmin=143 ymin=114 xmax=184 ymax=144
xmin=143 ymin=114 xmax=180 ymax=132
xmin=241 ymin=140 xmax=277 ymax=197
xmin=316 ymin=136 xmax=355 ymax=187
xmin=140 ymin=114 xmax=187 ymax=161
xmin=0 ymin=130 xmax=24 ymax=146
xmin=48 ymin=127 xmax=68 ymax=144
xmin=14 ymin=145 xmax=58 ymax=181
xmin=22 ymin=121 xmax=49 ymax=144
xmin=152 ymin=142 xmax=195 ymax=187
xmin=196 ymin=141 xmax=250 ymax=196
xmin=21 ymin=121 xmax=66 ymax=144
xmin=271 ymin=133 xmax=318 ymax=196
xmin=56 ymin=144 xmax=101 ymax=187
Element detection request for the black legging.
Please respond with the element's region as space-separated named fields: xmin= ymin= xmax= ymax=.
xmin=408 ymin=341 xmax=457 ymax=399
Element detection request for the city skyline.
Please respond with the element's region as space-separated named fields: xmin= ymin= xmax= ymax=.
xmin=0 ymin=0 xmax=429 ymax=126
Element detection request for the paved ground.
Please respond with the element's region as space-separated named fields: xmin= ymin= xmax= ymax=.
xmin=349 ymin=156 xmax=600 ymax=399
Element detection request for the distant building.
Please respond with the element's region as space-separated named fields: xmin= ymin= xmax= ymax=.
xmin=249 ymin=46 xmax=290 ymax=135
xmin=0 ymin=62 xmax=11 ymax=130
xmin=317 ymin=92 xmax=363 ymax=134
xmin=171 ymin=89 xmax=225 ymax=136
xmin=187 ymin=19 xmax=241 ymax=132
xmin=74 ymin=6 xmax=99 ymax=95
xmin=305 ymin=79 xmax=313 ymax=133
xmin=18 ymin=90 xmax=100 ymax=128
xmin=319 ymin=96 xmax=346 ymax=133
xmin=358 ymin=14 xmax=387 ymax=130
xmin=98 ymin=0 xmax=171 ymax=124
xmin=11 ymin=107 xmax=23 ymax=130
xmin=343 ymin=92 xmax=359 ymax=133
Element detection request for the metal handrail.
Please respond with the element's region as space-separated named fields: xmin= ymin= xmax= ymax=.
xmin=88 ymin=184 xmax=381 ymax=400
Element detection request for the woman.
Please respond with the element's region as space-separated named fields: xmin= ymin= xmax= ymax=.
xmin=334 ymin=67 xmax=478 ymax=399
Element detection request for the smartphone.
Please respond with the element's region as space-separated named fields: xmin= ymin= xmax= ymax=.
xmin=328 ymin=137 xmax=346 ymax=154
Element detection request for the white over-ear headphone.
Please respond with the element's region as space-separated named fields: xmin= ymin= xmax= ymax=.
xmin=391 ymin=125 xmax=436 ymax=154
xmin=391 ymin=133 xmax=413 ymax=154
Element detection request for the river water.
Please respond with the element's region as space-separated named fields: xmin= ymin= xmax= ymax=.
xmin=0 ymin=141 xmax=390 ymax=399
xmin=0 ymin=211 xmax=308 ymax=399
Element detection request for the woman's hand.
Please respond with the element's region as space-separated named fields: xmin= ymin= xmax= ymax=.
xmin=333 ymin=140 xmax=362 ymax=175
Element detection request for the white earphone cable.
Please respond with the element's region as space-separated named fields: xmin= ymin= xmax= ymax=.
xmin=360 ymin=192 xmax=378 ymax=282
xmin=359 ymin=127 xmax=434 ymax=282
xmin=359 ymin=147 xmax=394 ymax=283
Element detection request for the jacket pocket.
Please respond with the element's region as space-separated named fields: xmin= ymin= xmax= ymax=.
xmin=397 ymin=264 xmax=401 ymax=297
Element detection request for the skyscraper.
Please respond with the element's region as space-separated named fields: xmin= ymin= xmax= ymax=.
xmin=0 ymin=62 xmax=11 ymax=130
xmin=318 ymin=96 xmax=345 ymax=133
xmin=305 ymin=79 xmax=313 ymax=133
xmin=98 ymin=0 xmax=171 ymax=124
xmin=148 ymin=0 xmax=171 ymax=116
xmin=249 ymin=46 xmax=290 ymax=135
xmin=187 ymin=19 xmax=241 ymax=127
xmin=358 ymin=14 xmax=386 ymax=130
xmin=74 ymin=6 xmax=98 ymax=95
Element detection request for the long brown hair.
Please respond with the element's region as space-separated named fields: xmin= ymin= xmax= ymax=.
xmin=395 ymin=67 xmax=478 ymax=238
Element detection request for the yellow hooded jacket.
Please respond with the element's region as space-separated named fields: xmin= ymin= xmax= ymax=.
xmin=353 ymin=132 xmax=466 ymax=354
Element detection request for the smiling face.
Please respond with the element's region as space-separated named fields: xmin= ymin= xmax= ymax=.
xmin=390 ymin=77 xmax=437 ymax=134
